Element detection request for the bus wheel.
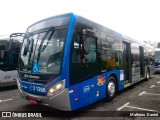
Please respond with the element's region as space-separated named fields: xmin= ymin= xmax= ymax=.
xmin=106 ymin=76 xmax=117 ymax=101
xmin=146 ymin=70 xmax=150 ymax=80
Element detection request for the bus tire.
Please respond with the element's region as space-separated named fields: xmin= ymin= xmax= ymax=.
xmin=146 ymin=70 xmax=150 ymax=80
xmin=106 ymin=76 xmax=117 ymax=101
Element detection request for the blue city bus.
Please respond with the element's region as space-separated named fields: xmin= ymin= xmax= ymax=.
xmin=17 ymin=13 xmax=155 ymax=111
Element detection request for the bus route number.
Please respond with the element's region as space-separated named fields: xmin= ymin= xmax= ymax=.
xmin=30 ymin=85 xmax=46 ymax=93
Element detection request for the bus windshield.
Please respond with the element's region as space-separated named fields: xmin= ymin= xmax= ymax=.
xmin=19 ymin=29 xmax=67 ymax=74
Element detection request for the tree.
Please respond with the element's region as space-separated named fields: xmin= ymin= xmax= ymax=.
xmin=157 ymin=42 xmax=160 ymax=48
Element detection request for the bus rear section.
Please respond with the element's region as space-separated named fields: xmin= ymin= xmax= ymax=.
xmin=0 ymin=33 xmax=24 ymax=87
xmin=17 ymin=13 xmax=155 ymax=111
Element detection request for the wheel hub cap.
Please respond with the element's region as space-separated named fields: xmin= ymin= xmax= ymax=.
xmin=108 ymin=81 xmax=115 ymax=96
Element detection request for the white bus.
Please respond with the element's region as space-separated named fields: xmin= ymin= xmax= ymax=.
xmin=155 ymin=48 xmax=160 ymax=73
xmin=0 ymin=33 xmax=24 ymax=87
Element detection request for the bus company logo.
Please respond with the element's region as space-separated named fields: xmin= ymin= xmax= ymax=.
xmin=28 ymin=75 xmax=40 ymax=79
xmin=24 ymin=74 xmax=40 ymax=79
xmin=83 ymin=86 xmax=90 ymax=93
xmin=97 ymin=76 xmax=105 ymax=86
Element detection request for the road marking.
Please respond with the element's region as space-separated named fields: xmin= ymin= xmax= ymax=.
xmin=0 ymin=99 xmax=12 ymax=103
xmin=125 ymin=106 xmax=157 ymax=112
xmin=139 ymin=91 xmax=146 ymax=96
xmin=150 ymin=84 xmax=160 ymax=88
xmin=150 ymin=85 xmax=155 ymax=88
xmin=117 ymin=102 xmax=157 ymax=112
xmin=117 ymin=102 xmax=130 ymax=111
xmin=139 ymin=91 xmax=160 ymax=96
xmin=144 ymin=92 xmax=160 ymax=96
xmin=157 ymin=81 xmax=160 ymax=84
xmin=152 ymin=86 xmax=160 ymax=88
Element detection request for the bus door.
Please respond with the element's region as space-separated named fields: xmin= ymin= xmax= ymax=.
xmin=131 ymin=43 xmax=140 ymax=83
xmin=70 ymin=32 xmax=101 ymax=86
xmin=139 ymin=47 xmax=145 ymax=78
xmin=70 ymin=32 xmax=101 ymax=108
xmin=123 ymin=42 xmax=131 ymax=84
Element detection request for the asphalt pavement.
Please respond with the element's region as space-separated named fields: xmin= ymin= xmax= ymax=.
xmin=0 ymin=74 xmax=160 ymax=120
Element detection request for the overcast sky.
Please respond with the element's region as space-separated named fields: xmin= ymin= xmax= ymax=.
xmin=0 ymin=0 xmax=160 ymax=43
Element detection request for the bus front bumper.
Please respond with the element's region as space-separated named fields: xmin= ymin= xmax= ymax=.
xmin=18 ymin=86 xmax=72 ymax=111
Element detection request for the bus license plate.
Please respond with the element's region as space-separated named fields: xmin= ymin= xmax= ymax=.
xmin=29 ymin=98 xmax=38 ymax=104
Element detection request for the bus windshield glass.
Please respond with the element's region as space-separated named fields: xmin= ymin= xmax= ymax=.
xmin=19 ymin=29 xmax=67 ymax=74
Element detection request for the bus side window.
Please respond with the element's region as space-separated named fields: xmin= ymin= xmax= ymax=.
xmin=84 ymin=37 xmax=97 ymax=63
xmin=72 ymin=34 xmax=81 ymax=63
xmin=72 ymin=34 xmax=97 ymax=63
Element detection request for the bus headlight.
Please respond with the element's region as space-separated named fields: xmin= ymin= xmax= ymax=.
xmin=48 ymin=80 xmax=65 ymax=95
xmin=56 ymin=82 xmax=63 ymax=90
xmin=49 ymin=88 xmax=55 ymax=94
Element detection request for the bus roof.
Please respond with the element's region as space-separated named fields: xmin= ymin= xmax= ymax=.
xmin=0 ymin=34 xmax=24 ymax=43
xmin=27 ymin=13 xmax=149 ymax=47
xmin=28 ymin=13 xmax=73 ymax=29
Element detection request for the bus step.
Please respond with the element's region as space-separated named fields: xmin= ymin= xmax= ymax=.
xmin=140 ymin=77 xmax=145 ymax=80
xmin=124 ymin=83 xmax=131 ymax=88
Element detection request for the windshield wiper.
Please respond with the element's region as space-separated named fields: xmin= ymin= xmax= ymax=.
xmin=38 ymin=27 xmax=55 ymax=52
xmin=37 ymin=27 xmax=55 ymax=62
xmin=28 ymin=39 xmax=34 ymax=65
xmin=22 ymin=33 xmax=33 ymax=56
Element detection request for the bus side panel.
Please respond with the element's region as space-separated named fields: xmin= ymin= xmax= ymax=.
xmin=69 ymin=84 xmax=80 ymax=110
xmin=0 ymin=70 xmax=17 ymax=87
xmin=117 ymin=70 xmax=125 ymax=91
xmin=88 ymin=80 xmax=106 ymax=104
xmin=69 ymin=76 xmax=106 ymax=110
xmin=69 ymin=69 xmax=124 ymax=110
xmin=102 ymin=69 xmax=125 ymax=92
xmin=78 ymin=77 xmax=106 ymax=106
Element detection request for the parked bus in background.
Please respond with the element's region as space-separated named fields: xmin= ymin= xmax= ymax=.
xmin=17 ymin=13 xmax=155 ymax=111
xmin=155 ymin=48 xmax=160 ymax=73
xmin=0 ymin=33 xmax=24 ymax=87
